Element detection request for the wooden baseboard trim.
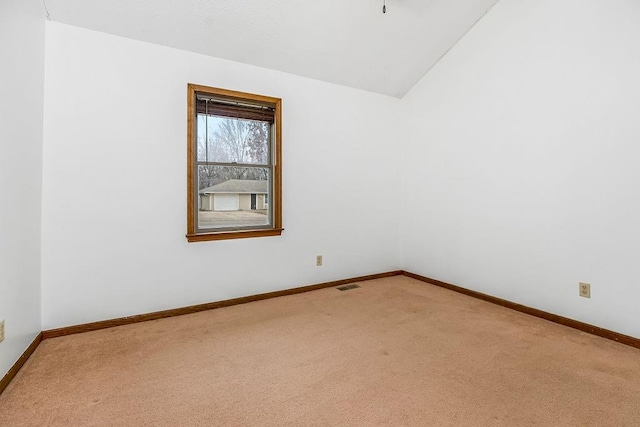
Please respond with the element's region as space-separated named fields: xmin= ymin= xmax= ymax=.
xmin=7 ymin=269 xmax=636 ymax=395
xmin=43 ymin=270 xmax=403 ymax=339
xmin=0 ymin=332 xmax=43 ymax=396
xmin=402 ymin=270 xmax=640 ymax=349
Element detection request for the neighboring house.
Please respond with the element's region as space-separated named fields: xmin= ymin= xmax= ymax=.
xmin=199 ymin=179 xmax=268 ymax=212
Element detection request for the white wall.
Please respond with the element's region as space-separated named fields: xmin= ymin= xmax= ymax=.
xmin=0 ymin=0 xmax=44 ymax=377
xmin=401 ymin=0 xmax=640 ymax=338
xmin=41 ymin=23 xmax=402 ymax=329
xmin=39 ymin=1 xmax=640 ymax=339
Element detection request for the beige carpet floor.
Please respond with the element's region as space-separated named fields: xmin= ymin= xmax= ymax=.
xmin=1 ymin=276 xmax=640 ymax=426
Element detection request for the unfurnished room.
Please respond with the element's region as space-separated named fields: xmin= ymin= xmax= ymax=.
xmin=1 ymin=0 xmax=640 ymax=425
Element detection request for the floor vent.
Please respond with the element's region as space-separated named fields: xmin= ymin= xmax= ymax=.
xmin=337 ymin=284 xmax=360 ymax=291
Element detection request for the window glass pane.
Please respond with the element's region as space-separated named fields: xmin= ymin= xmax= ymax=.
xmin=197 ymin=165 xmax=271 ymax=230
xmin=196 ymin=115 xmax=270 ymax=165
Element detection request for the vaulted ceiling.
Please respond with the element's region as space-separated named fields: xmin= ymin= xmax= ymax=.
xmin=45 ymin=0 xmax=499 ymax=98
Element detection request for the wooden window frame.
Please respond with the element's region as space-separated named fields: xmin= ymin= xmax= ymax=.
xmin=186 ymin=84 xmax=282 ymax=242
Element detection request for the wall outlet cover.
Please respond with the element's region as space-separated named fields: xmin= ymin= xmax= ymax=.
xmin=579 ymin=282 xmax=591 ymax=298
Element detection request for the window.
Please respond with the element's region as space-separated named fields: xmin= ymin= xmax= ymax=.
xmin=186 ymin=84 xmax=282 ymax=242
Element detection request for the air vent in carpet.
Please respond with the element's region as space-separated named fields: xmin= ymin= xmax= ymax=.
xmin=336 ymin=284 xmax=360 ymax=291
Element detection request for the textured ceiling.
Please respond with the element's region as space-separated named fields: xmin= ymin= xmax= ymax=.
xmin=45 ymin=0 xmax=499 ymax=97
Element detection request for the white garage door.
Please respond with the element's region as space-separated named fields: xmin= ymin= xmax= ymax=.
xmin=214 ymin=194 xmax=239 ymax=211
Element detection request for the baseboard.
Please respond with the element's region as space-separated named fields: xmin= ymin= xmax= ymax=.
xmin=4 ymin=269 xmax=637 ymax=396
xmin=0 ymin=332 xmax=43 ymax=396
xmin=42 ymin=269 xmax=640 ymax=349
xmin=42 ymin=270 xmax=404 ymax=339
xmin=402 ymin=270 xmax=640 ymax=350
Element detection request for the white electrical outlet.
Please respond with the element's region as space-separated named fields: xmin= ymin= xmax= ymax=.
xmin=0 ymin=320 xmax=5 ymax=343
xmin=316 ymin=255 xmax=323 ymax=266
xmin=579 ymin=282 xmax=591 ymax=298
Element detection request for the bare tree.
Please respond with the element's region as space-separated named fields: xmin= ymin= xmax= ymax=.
xmin=197 ymin=116 xmax=269 ymax=190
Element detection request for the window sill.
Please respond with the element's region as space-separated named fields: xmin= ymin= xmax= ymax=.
xmin=186 ymin=228 xmax=283 ymax=243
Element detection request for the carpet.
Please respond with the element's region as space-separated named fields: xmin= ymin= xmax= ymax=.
xmin=1 ymin=276 xmax=639 ymax=425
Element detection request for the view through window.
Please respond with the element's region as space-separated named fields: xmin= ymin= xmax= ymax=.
xmin=187 ymin=85 xmax=282 ymax=242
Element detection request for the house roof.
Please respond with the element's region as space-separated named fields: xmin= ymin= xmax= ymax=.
xmin=200 ymin=179 xmax=268 ymax=195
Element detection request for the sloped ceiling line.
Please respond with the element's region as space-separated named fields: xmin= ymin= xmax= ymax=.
xmin=45 ymin=0 xmax=499 ymax=98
